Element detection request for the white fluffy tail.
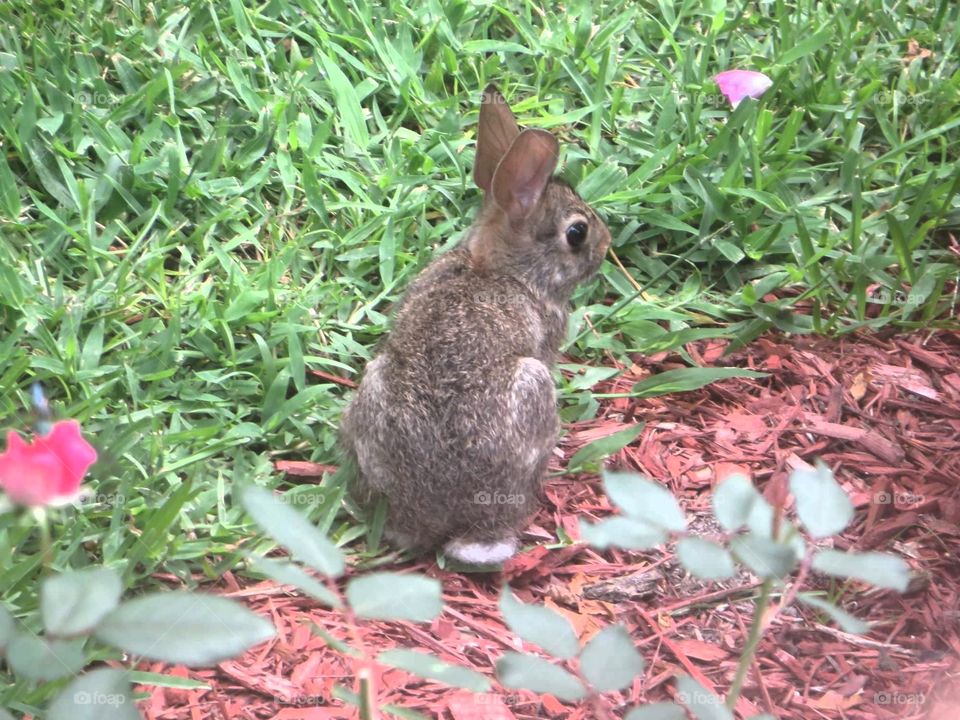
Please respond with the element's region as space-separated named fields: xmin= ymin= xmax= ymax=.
xmin=444 ymin=538 xmax=518 ymax=565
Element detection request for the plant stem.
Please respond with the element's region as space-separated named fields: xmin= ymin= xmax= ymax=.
xmin=358 ymin=663 xmax=378 ymax=720
xmin=34 ymin=507 xmax=53 ymax=572
xmin=726 ymin=579 xmax=772 ymax=709
xmin=570 ymin=661 xmax=618 ymax=720
xmin=328 ymin=578 xmax=379 ymax=720
xmin=767 ymin=549 xmax=814 ymax=626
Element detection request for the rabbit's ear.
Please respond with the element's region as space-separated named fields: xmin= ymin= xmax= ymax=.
xmin=491 ymin=129 xmax=559 ymax=223
xmin=474 ymin=84 xmax=520 ymax=192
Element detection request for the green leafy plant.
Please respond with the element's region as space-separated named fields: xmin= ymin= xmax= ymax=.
xmin=577 ymin=465 xmax=909 ymax=716
xmin=2 ymin=567 xmax=274 ymax=718
xmin=0 ymin=400 xmax=275 ymax=719
xmin=497 ymin=588 xmax=644 ymax=717
xmin=239 ymin=483 xmax=645 ymax=719
xmin=239 ymin=485 xmax=477 ymax=720
xmin=0 ymin=532 xmax=275 ymax=720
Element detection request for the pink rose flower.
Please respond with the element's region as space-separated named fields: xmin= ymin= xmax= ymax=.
xmin=0 ymin=420 xmax=97 ymax=506
xmin=714 ymin=70 xmax=773 ymax=108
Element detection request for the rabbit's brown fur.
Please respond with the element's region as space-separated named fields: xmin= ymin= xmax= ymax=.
xmin=340 ymin=85 xmax=611 ymax=563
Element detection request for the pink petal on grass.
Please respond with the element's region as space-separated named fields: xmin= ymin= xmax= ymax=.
xmin=0 ymin=434 xmax=64 ymax=506
xmin=0 ymin=420 xmax=97 ymax=507
xmin=39 ymin=420 xmax=98 ymax=495
xmin=714 ymin=70 xmax=773 ymax=108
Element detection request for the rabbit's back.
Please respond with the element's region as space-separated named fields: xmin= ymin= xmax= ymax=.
xmin=341 ymin=246 xmax=561 ymax=549
xmin=387 ymin=247 xmax=566 ymax=379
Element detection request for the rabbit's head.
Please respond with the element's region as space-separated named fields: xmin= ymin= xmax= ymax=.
xmin=467 ymin=85 xmax=611 ymax=304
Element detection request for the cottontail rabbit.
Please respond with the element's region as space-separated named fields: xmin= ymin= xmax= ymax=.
xmin=340 ymin=85 xmax=611 ymax=564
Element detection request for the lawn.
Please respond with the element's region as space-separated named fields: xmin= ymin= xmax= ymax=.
xmin=0 ymin=0 xmax=958 ymax=717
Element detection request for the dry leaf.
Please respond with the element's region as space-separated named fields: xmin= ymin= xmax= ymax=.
xmin=850 ymin=371 xmax=869 ymax=400
xmin=672 ymin=639 xmax=729 ymax=662
xmin=903 ymin=39 xmax=933 ymax=62
xmin=275 ymin=460 xmax=338 ymax=477
xmin=811 ymin=690 xmax=863 ymax=710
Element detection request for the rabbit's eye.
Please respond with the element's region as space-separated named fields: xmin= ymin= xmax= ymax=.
xmin=566 ymin=221 xmax=588 ymax=248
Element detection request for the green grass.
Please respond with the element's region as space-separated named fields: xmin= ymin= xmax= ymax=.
xmin=0 ymin=0 xmax=958 ymax=705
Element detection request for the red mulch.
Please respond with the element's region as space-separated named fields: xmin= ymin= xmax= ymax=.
xmin=136 ymin=330 xmax=960 ymax=720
